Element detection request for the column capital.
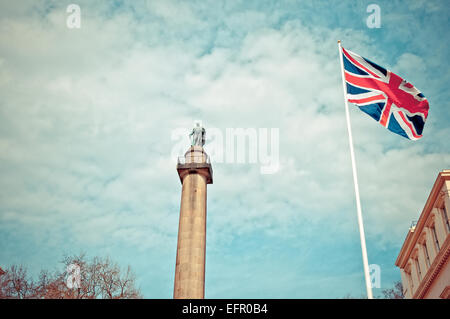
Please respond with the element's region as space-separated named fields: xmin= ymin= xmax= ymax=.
xmin=177 ymin=147 xmax=213 ymax=184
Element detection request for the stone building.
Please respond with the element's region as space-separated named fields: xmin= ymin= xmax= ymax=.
xmin=395 ymin=170 xmax=450 ymax=299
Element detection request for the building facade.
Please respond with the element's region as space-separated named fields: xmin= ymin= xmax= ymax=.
xmin=395 ymin=170 xmax=450 ymax=299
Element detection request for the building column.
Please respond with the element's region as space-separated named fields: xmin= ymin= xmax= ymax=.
xmin=417 ymin=244 xmax=429 ymax=275
xmin=425 ymin=227 xmax=438 ymax=260
xmin=173 ymin=146 xmax=213 ymax=299
xmin=410 ymin=260 xmax=420 ymax=293
xmin=400 ymin=269 xmax=412 ymax=298
xmin=432 ymin=208 xmax=447 ymax=247
xmin=444 ymin=192 xmax=450 ymax=222
xmin=443 ymin=195 xmax=450 ymax=232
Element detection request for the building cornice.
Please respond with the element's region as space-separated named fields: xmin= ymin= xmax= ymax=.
xmin=396 ymin=170 xmax=450 ymax=268
xmin=439 ymin=286 xmax=450 ymax=299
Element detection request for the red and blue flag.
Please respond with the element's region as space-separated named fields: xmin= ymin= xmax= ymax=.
xmin=342 ymin=47 xmax=429 ymax=140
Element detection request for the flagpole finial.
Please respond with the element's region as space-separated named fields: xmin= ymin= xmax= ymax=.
xmin=337 ymin=40 xmax=341 ymax=44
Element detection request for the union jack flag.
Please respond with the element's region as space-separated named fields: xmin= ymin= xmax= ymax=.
xmin=341 ymin=47 xmax=429 ymax=140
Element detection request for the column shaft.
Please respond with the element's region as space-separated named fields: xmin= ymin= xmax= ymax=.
xmin=173 ymin=173 xmax=207 ymax=299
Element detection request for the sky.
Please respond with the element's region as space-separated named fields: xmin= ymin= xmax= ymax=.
xmin=0 ymin=0 xmax=449 ymax=298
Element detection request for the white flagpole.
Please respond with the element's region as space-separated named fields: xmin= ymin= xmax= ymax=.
xmin=337 ymin=40 xmax=373 ymax=299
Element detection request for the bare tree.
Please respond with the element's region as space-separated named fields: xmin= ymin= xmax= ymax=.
xmin=381 ymin=281 xmax=404 ymax=299
xmin=55 ymin=254 xmax=142 ymax=299
xmin=0 ymin=265 xmax=36 ymax=299
xmin=0 ymin=267 xmax=7 ymax=298
xmin=0 ymin=254 xmax=142 ymax=299
xmin=342 ymin=281 xmax=405 ymax=299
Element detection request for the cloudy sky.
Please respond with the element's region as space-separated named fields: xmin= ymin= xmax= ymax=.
xmin=0 ymin=0 xmax=449 ymax=298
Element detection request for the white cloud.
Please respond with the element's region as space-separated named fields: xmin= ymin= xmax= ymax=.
xmin=0 ymin=0 xmax=449 ymax=297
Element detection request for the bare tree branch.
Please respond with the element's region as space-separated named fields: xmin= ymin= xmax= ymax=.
xmin=0 ymin=254 xmax=142 ymax=299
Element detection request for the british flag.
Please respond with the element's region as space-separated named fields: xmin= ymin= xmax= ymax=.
xmin=342 ymin=47 xmax=429 ymax=140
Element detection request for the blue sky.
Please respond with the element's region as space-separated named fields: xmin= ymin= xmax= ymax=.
xmin=0 ymin=0 xmax=449 ymax=298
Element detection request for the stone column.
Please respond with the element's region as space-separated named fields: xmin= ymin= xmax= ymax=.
xmin=432 ymin=208 xmax=446 ymax=247
xmin=444 ymin=190 xmax=450 ymax=223
xmin=417 ymin=244 xmax=429 ymax=274
xmin=410 ymin=260 xmax=420 ymax=292
xmin=425 ymin=227 xmax=438 ymax=260
xmin=400 ymin=269 xmax=412 ymax=298
xmin=174 ymin=146 xmax=213 ymax=299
